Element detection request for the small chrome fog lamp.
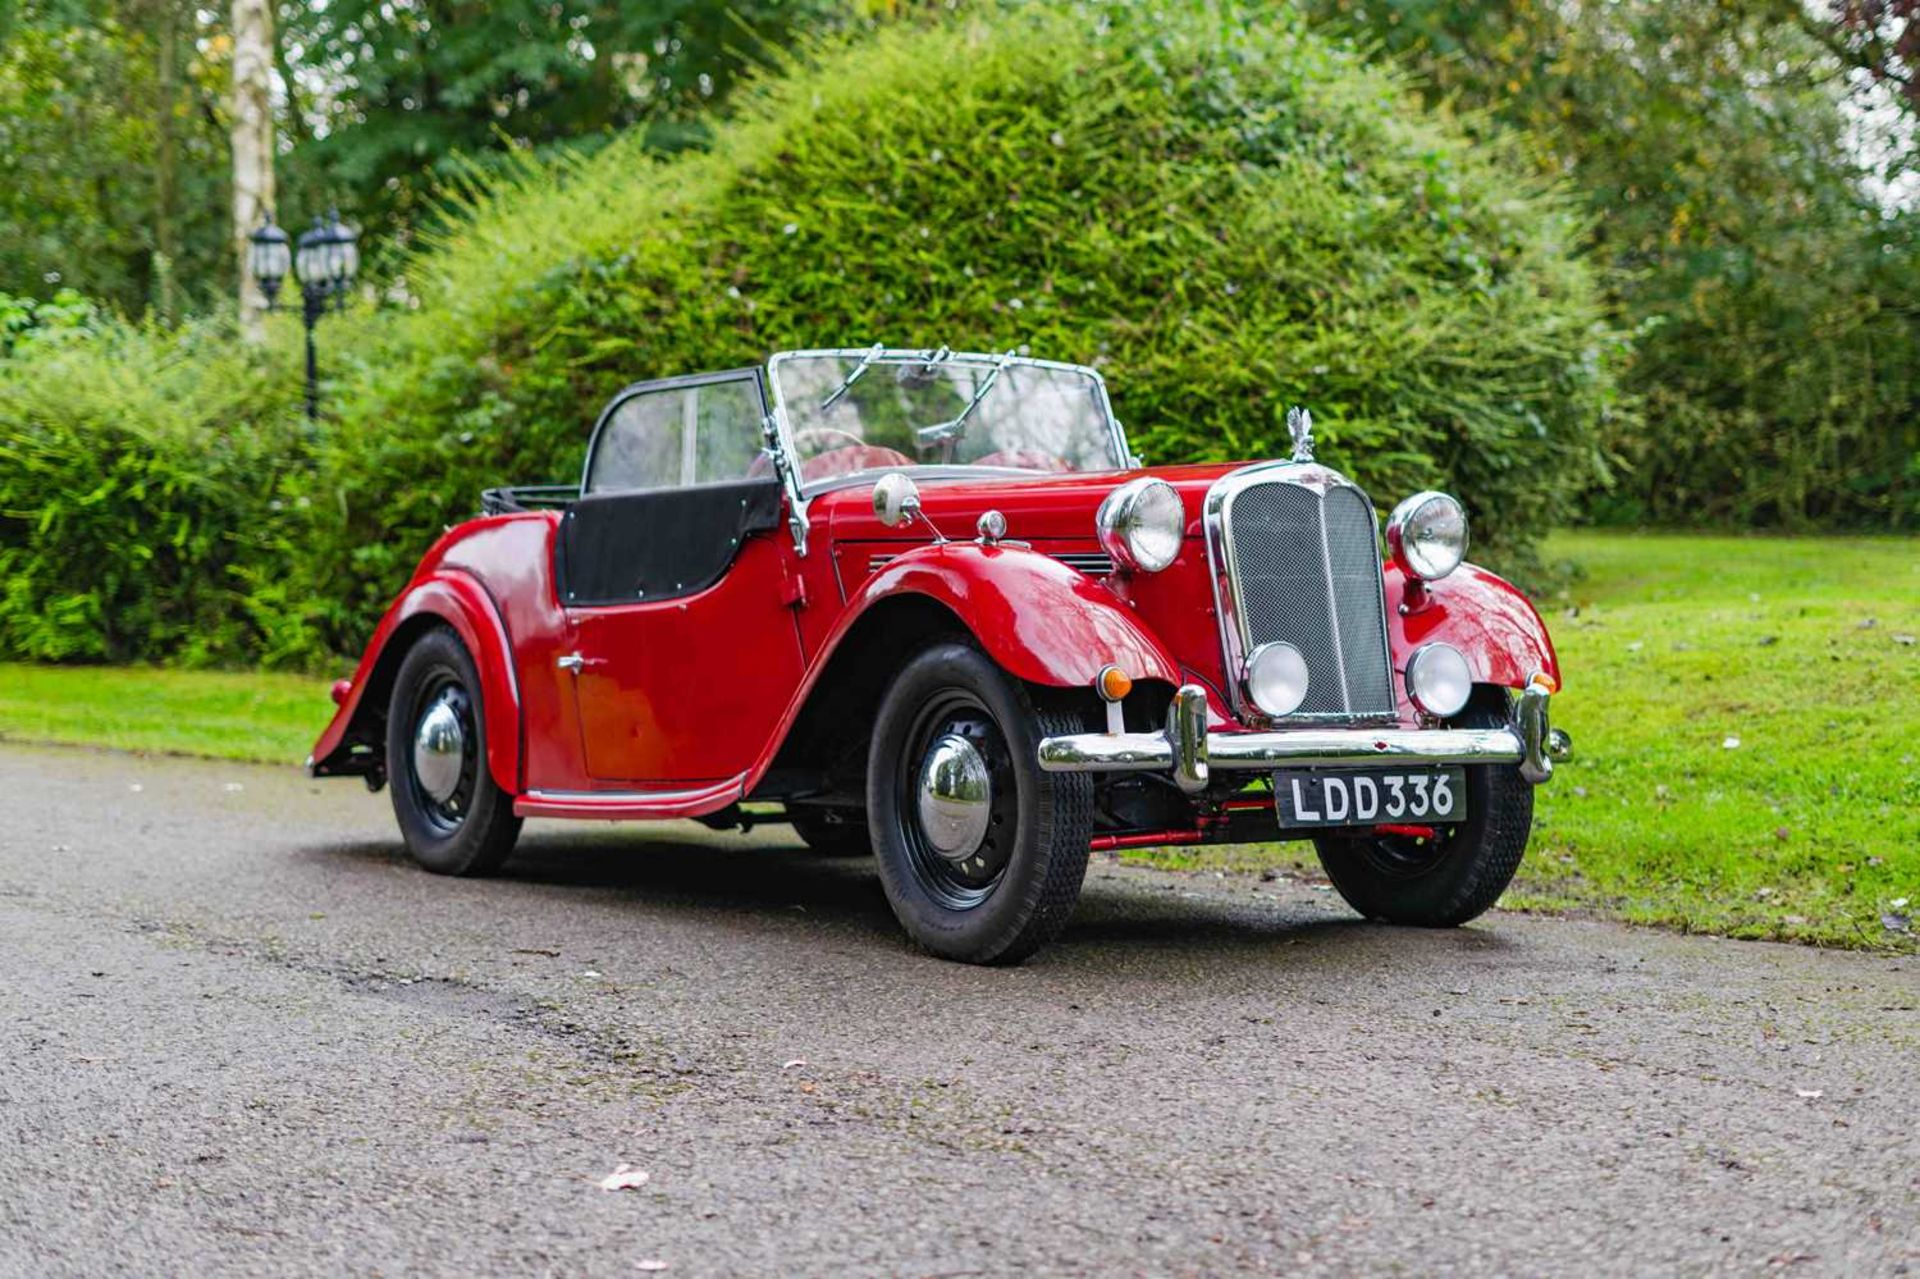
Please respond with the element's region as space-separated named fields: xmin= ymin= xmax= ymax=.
xmin=1245 ymin=642 xmax=1310 ymax=718
xmin=1405 ymin=642 xmax=1473 ymax=719
xmin=1386 ymin=491 xmax=1468 ymax=581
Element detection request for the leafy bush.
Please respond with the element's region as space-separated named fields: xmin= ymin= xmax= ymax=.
xmin=0 ymin=317 xmax=308 ymax=664
xmin=0 ymin=287 xmax=101 ymax=359
xmin=294 ymin=0 xmax=1613 ymax=652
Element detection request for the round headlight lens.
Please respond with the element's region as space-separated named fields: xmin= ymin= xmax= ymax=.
xmin=1386 ymin=491 xmax=1468 ymax=581
xmin=1246 ymin=642 xmax=1311 ymax=718
xmin=1096 ymin=478 xmax=1184 ymax=573
xmin=1405 ymin=642 xmax=1473 ymax=719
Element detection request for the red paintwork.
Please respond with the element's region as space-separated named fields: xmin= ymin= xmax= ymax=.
xmin=1089 ymin=830 xmax=1205 ymax=850
xmin=311 ymin=456 xmax=1560 ymax=821
xmin=567 ymin=537 xmax=805 ymax=782
xmin=1386 ymin=561 xmax=1561 ymax=692
xmin=830 ymin=542 xmax=1182 ymax=688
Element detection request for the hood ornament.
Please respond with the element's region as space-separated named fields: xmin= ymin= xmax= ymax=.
xmin=1286 ymin=406 xmax=1315 ymax=463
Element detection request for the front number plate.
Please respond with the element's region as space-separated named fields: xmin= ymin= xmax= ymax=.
xmin=1273 ymin=767 xmax=1467 ymax=829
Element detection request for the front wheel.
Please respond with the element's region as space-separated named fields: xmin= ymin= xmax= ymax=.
xmin=867 ymin=644 xmax=1094 ymax=965
xmin=1312 ymin=696 xmax=1533 ymax=927
xmin=386 ymin=625 xmax=523 ymax=876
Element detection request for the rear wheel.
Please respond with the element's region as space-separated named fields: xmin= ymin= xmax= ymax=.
xmin=868 ymin=644 xmax=1093 ymax=965
xmin=386 ymin=626 xmax=522 ymax=876
xmin=1312 ymin=696 xmax=1532 ymax=927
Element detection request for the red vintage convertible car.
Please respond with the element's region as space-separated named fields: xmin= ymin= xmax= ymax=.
xmin=311 ymin=346 xmax=1571 ymax=964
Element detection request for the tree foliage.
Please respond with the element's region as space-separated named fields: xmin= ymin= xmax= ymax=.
xmin=1310 ymin=0 xmax=1919 ymax=527
xmin=0 ymin=1 xmax=230 ymax=317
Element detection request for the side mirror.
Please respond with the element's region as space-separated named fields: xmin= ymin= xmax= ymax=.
xmin=872 ymin=472 xmax=922 ymax=528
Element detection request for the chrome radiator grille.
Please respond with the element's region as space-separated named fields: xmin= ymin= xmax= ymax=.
xmin=1208 ymin=468 xmax=1396 ymax=722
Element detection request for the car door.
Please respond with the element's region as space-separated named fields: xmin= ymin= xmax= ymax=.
xmin=558 ymin=370 xmax=807 ymax=783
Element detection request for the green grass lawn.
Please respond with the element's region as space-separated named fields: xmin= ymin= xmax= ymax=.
xmin=1518 ymin=531 xmax=1919 ymax=949
xmin=0 ymin=662 xmax=325 ymax=764
xmin=1 ymin=530 xmax=1915 ymax=949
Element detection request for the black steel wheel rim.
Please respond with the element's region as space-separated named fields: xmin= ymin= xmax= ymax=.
xmin=407 ymin=669 xmax=478 ymax=836
xmin=1354 ymin=825 xmax=1461 ymax=879
xmin=896 ymin=689 xmax=1018 ymax=911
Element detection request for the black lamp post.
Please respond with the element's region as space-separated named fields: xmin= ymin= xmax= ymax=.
xmin=249 ymin=208 xmax=359 ymax=420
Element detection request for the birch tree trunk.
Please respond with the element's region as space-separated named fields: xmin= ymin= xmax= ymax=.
xmin=231 ymin=0 xmax=277 ymax=343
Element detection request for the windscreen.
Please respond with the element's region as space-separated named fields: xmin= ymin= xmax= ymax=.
xmin=773 ymin=353 xmax=1123 ymax=486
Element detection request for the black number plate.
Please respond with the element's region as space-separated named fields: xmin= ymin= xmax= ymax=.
xmin=1272 ymin=766 xmax=1467 ymax=829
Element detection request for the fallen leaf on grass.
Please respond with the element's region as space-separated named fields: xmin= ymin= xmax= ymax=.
xmin=598 ymin=1164 xmax=650 ymax=1191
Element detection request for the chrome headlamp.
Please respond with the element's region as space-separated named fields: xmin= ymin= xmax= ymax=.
xmin=1096 ymin=477 xmax=1183 ymax=574
xmin=1386 ymin=491 xmax=1468 ymax=581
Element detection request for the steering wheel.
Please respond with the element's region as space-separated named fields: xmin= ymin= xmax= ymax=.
xmin=792 ymin=426 xmax=868 ymax=456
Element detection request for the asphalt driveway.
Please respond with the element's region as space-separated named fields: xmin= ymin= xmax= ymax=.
xmin=0 ymin=742 xmax=1914 ymax=1276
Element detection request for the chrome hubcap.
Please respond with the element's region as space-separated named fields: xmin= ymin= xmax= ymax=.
xmin=916 ymin=733 xmax=991 ymax=862
xmin=412 ymin=694 xmax=467 ymax=805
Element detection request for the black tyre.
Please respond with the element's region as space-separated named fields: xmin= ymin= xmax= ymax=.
xmin=385 ymin=626 xmax=523 ymax=876
xmin=867 ymin=643 xmax=1094 ymax=965
xmin=1313 ymin=694 xmax=1532 ymax=927
xmin=789 ymin=808 xmax=871 ymax=857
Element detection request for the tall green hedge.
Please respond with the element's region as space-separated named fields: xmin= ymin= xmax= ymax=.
xmin=291 ymin=1 xmax=1613 ymax=656
xmin=1 ymin=2 xmax=1615 ymax=667
xmin=0 ymin=318 xmax=308 ymax=663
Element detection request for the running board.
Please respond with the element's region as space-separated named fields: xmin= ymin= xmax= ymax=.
xmin=514 ymin=776 xmax=745 ymax=820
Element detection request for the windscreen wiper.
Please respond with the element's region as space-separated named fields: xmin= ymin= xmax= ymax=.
xmin=916 ymin=348 xmax=1017 ymax=446
xmin=819 ymin=342 xmax=886 ymax=413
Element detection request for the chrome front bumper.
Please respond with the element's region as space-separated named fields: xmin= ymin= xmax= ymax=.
xmin=1037 ymin=682 xmax=1572 ymax=794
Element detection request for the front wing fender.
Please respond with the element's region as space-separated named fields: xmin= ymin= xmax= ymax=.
xmin=1386 ymin=561 xmax=1561 ymax=691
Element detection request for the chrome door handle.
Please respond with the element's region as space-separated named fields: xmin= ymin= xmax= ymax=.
xmin=557 ymin=653 xmax=585 ymax=673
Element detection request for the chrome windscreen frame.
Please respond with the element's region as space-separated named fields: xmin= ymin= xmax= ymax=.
xmin=1201 ymin=461 xmax=1399 ymax=729
xmin=763 ymin=347 xmax=1132 ymax=556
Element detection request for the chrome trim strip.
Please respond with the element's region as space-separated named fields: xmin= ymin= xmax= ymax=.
xmin=1201 ymin=462 xmax=1396 ymax=728
xmin=1037 ymin=681 xmax=1564 ymax=785
xmin=1312 ymin=490 xmax=1353 ymax=709
xmin=520 ymin=786 xmax=730 ymax=804
xmin=869 ymin=551 xmax=1112 ymax=576
xmin=1038 ymin=725 xmax=1527 ymax=773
